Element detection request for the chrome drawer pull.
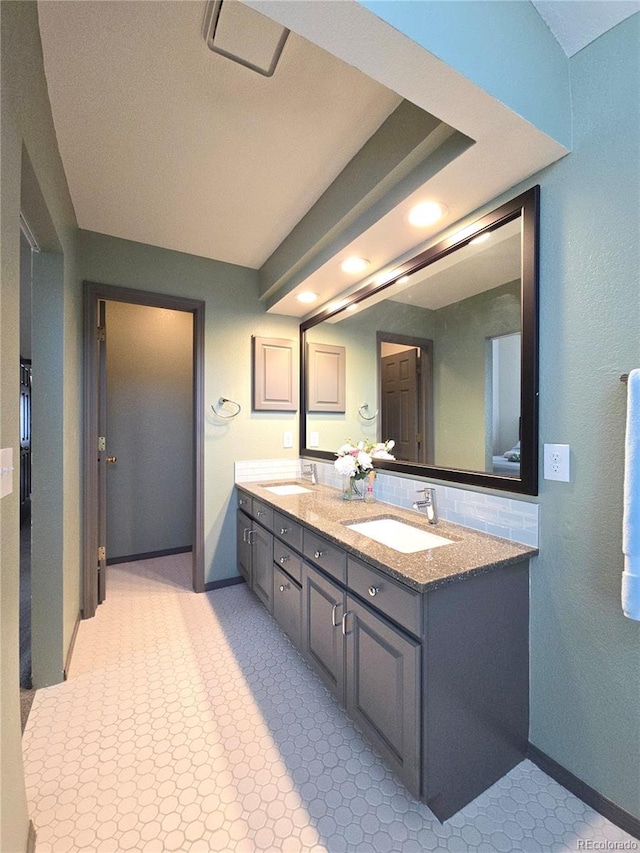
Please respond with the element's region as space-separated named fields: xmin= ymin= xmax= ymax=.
xmin=314 ymin=550 xmax=324 ymax=559
xmin=279 ymin=555 xmax=289 ymax=564
xmin=331 ymin=602 xmax=340 ymax=627
xmin=341 ymin=611 xmax=352 ymax=636
xmin=368 ymin=586 xmax=379 ymax=597
xmin=243 ymin=528 xmax=249 ymax=542
xmin=280 ymin=527 xmax=288 ymax=535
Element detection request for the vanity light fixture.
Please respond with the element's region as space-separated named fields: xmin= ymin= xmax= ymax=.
xmin=470 ymin=232 xmax=491 ymax=245
xmin=408 ymin=201 xmax=447 ymax=228
xmin=341 ymin=257 xmax=370 ymax=275
xmin=397 ymin=275 xmax=410 ymax=284
xmin=296 ymin=291 xmax=318 ymax=304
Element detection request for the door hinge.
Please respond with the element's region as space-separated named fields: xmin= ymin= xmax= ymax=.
xmin=97 ymin=326 xmax=106 ymax=342
xmin=98 ymin=546 xmax=106 ymax=562
xmin=98 ymin=436 xmax=106 ymax=452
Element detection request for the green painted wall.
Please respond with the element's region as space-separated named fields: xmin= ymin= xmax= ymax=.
xmin=79 ymin=231 xmax=300 ymax=585
xmin=1 ymin=1 xmax=81 ymax=848
xmin=433 ymin=280 xmax=520 ymax=471
xmin=528 ymin=16 xmax=640 ymax=816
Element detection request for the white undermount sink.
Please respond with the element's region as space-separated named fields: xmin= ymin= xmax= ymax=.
xmin=347 ymin=518 xmax=453 ymax=553
xmin=263 ymin=483 xmax=312 ymax=496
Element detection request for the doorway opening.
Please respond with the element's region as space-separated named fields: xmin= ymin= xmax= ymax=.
xmin=83 ymin=283 xmax=205 ymax=620
xmin=377 ymin=333 xmax=433 ymax=464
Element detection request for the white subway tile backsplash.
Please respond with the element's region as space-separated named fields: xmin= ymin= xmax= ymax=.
xmin=235 ymin=458 xmax=538 ymax=547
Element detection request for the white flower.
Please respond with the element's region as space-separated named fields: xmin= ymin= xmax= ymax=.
xmin=356 ymin=451 xmax=373 ymax=470
xmin=336 ymin=443 xmax=356 ymax=456
xmin=334 ymin=454 xmax=357 ymax=477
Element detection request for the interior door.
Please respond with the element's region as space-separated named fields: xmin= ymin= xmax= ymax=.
xmin=97 ymin=299 xmax=107 ymax=603
xmin=381 ymin=349 xmax=420 ymax=462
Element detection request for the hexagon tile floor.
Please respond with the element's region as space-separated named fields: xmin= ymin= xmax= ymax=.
xmin=23 ymin=555 xmax=636 ymax=852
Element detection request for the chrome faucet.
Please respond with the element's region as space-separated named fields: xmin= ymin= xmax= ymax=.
xmin=302 ymin=462 xmax=318 ymax=486
xmin=413 ymin=487 xmax=438 ymax=524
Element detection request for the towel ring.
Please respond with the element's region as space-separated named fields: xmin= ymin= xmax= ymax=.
xmin=212 ymin=397 xmax=241 ymax=419
xmin=358 ymin=404 xmax=378 ymax=421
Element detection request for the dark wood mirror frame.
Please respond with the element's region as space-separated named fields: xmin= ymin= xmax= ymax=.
xmin=299 ymin=186 xmax=539 ymax=496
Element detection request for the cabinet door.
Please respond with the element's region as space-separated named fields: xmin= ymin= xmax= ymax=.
xmin=345 ymin=594 xmax=421 ymax=798
xmin=273 ymin=565 xmax=302 ymax=650
xmin=302 ymin=563 xmax=345 ymax=701
xmin=237 ymin=510 xmax=252 ymax=585
xmin=252 ymin=524 xmax=274 ymax=614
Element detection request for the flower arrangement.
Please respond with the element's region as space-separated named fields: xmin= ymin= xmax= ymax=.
xmin=334 ymin=439 xmax=395 ymax=500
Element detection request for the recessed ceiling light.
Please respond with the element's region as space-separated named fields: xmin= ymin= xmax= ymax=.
xmin=408 ymin=201 xmax=446 ymax=227
xmin=341 ymin=257 xmax=370 ymax=275
xmin=296 ymin=291 xmax=318 ymax=304
xmin=470 ymin=233 xmax=491 ymax=245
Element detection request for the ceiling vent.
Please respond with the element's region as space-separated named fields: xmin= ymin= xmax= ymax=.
xmin=203 ymin=0 xmax=289 ymax=77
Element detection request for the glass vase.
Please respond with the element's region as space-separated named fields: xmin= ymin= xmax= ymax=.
xmin=342 ymin=475 xmax=364 ymax=500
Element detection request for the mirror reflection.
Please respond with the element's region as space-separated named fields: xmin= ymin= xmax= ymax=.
xmin=304 ymin=215 xmax=523 ymax=478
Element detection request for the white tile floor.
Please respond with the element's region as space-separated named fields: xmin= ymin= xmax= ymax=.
xmin=23 ymin=555 xmax=636 ymax=852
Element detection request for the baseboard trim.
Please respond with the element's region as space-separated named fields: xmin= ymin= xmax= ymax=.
xmin=204 ymin=576 xmax=245 ymax=592
xmin=107 ymin=546 xmax=192 ymax=566
xmin=527 ymin=744 xmax=640 ymax=840
xmin=27 ymin=820 xmax=37 ymax=853
xmin=63 ymin=612 xmax=82 ymax=680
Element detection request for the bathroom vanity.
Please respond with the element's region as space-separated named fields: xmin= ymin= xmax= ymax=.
xmin=236 ymin=481 xmax=536 ymax=821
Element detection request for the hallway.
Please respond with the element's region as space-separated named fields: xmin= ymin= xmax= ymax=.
xmin=22 ymin=556 xmax=634 ymax=852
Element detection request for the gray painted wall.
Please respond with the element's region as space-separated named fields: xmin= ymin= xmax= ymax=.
xmin=105 ymin=301 xmax=193 ymax=559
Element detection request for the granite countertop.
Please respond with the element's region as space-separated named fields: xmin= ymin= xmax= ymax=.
xmin=236 ymin=480 xmax=537 ymax=592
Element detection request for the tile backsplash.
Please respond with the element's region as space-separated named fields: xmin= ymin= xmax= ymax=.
xmin=235 ymin=458 xmax=539 ymax=548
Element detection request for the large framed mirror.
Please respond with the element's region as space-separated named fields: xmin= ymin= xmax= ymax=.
xmin=300 ymin=186 xmax=539 ymax=495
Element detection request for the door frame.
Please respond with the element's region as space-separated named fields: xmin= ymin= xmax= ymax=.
xmin=376 ymin=332 xmax=434 ymax=465
xmin=82 ymin=281 xmax=205 ymax=618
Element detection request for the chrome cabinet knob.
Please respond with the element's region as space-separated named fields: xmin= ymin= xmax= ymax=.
xmin=279 ymin=556 xmax=289 ymax=564
xmin=106 ymin=456 xmax=117 ymax=464
xmin=239 ymin=498 xmax=246 ymax=505
xmin=280 ymin=527 xmax=288 ymax=535
xmin=279 ymin=583 xmax=289 ymax=592
xmin=256 ymin=510 xmax=264 ymax=517
xmin=368 ymin=586 xmax=379 ymax=597
xmin=314 ymin=550 xmax=324 ymax=559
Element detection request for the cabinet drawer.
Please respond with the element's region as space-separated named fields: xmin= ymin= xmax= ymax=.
xmin=273 ymin=541 xmax=302 ymax=585
xmin=347 ymin=556 xmax=422 ymax=638
xmin=236 ymin=490 xmax=252 ymax=515
xmin=304 ymin=530 xmax=346 ymax=584
xmin=274 ymin=512 xmax=303 ymax=553
xmin=252 ymin=499 xmax=273 ymax=531
xmin=273 ymin=565 xmax=302 ymax=649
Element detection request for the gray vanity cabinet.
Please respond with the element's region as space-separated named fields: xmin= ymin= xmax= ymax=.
xmin=302 ymin=561 xmax=421 ymax=795
xmin=273 ymin=564 xmax=302 ymax=648
xmin=236 ymin=509 xmax=252 ymax=586
xmin=236 ymin=499 xmax=274 ymax=613
xmin=302 ymin=563 xmax=345 ymax=700
xmin=251 ymin=523 xmax=274 ymax=613
xmin=345 ymin=594 xmax=421 ymax=797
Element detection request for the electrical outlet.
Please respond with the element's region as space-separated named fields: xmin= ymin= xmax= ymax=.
xmin=283 ymin=431 xmax=293 ymax=449
xmin=544 ymin=443 xmax=570 ymax=482
xmin=309 ymin=431 xmax=319 ymax=448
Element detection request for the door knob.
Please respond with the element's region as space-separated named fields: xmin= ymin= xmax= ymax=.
xmin=106 ymin=456 xmax=117 ymax=464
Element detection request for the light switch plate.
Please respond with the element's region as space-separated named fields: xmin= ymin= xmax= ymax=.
xmin=544 ymin=443 xmax=570 ymax=482
xmin=283 ymin=431 xmax=293 ymax=449
xmin=0 ymin=448 xmax=14 ymax=498
xmin=309 ymin=432 xmax=319 ymax=448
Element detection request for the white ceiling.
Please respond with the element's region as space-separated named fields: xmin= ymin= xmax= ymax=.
xmin=38 ymin=0 xmax=636 ymax=314
xmin=38 ymin=0 xmax=401 ymax=268
xmin=531 ymin=0 xmax=640 ymax=56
